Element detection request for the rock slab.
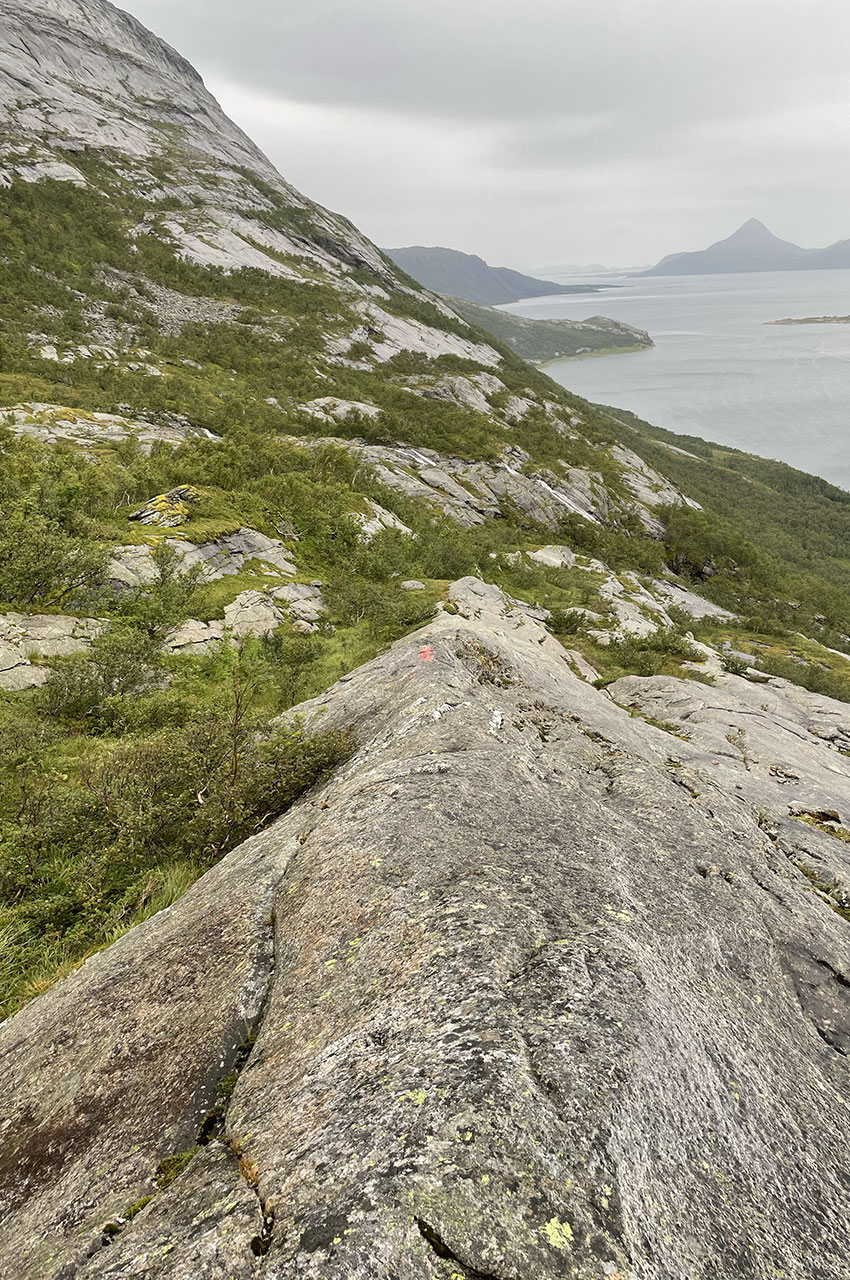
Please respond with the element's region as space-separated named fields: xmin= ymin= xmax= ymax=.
xmin=1 ymin=579 xmax=848 ymax=1279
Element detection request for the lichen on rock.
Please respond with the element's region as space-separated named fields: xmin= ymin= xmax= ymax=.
xmin=3 ymin=578 xmax=849 ymax=1280
xmin=129 ymin=486 xmax=202 ymax=528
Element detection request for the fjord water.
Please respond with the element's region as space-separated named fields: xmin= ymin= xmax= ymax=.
xmin=503 ymin=269 xmax=850 ymax=490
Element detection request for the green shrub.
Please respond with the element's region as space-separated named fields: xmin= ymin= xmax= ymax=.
xmin=548 ymin=607 xmax=585 ymax=636
xmin=0 ymin=641 xmax=353 ymax=1016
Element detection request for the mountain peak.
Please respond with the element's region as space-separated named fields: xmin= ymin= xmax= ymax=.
xmin=734 ymin=216 xmax=771 ymax=233
xmin=727 ymin=218 xmax=787 ymax=244
xmin=647 ymin=218 xmax=810 ymax=276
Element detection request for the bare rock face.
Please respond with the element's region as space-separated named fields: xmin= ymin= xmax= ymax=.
xmin=270 ymin=583 xmax=326 ymax=633
xmin=528 ymin=544 xmax=576 ymax=569
xmin=166 ymin=618 xmax=225 ymax=655
xmin=3 ymin=403 xmax=212 ymax=451
xmin=355 ymin=499 xmax=413 ymax=542
xmin=0 ymin=612 xmax=104 ymax=688
xmin=2 ymin=579 xmax=848 ymax=1280
xmin=0 ymin=0 xmax=389 ymax=281
xmin=109 ymin=530 xmax=297 ymax=591
xmin=295 ymin=437 xmax=695 ymax=534
xmin=222 ymin=590 xmax=286 ymax=640
xmin=610 ymin=445 xmax=701 ymax=535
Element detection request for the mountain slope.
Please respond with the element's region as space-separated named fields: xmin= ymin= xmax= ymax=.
xmin=1 ymin=4 xmax=850 ymax=1279
xmin=811 ymin=236 xmax=850 ymax=268
xmin=449 ymin=296 xmax=653 ymax=362
xmin=384 ymin=244 xmax=597 ymax=304
xmin=648 ymin=217 xmax=850 ymax=276
xmin=647 ymin=218 xmax=811 ymax=275
xmin=4 ymin=579 xmax=850 ymax=1280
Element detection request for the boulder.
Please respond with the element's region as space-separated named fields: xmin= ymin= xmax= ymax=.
xmin=129 ymin=486 xmax=202 ymax=528
xmin=401 ymin=580 xmax=426 ymax=591
xmin=528 ymin=545 xmax=576 ymax=570
xmin=223 ymin=590 xmax=286 ymax=638
xmin=300 ymin=397 xmax=381 ymax=423
xmin=0 ymin=644 xmax=49 ymax=691
xmin=167 ymin=619 xmax=225 ymax=655
xmin=108 ymin=544 xmax=160 ymax=590
xmin=271 ymin=583 xmax=326 ymax=631
xmin=3 ymin=403 xmax=212 ymax=452
xmin=356 ymin=500 xmax=413 ymax=542
xmin=108 ymin=528 xmax=296 ymax=590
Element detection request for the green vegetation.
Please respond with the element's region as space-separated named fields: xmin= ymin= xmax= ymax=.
xmin=598 ymin=405 xmax=850 ymax=621
xmin=0 ymin=636 xmax=353 ymax=1016
xmin=448 ymin=296 xmax=652 ymax=364
xmin=0 ymin=426 xmax=530 ymax=1017
xmin=7 ymin=149 xmax=850 ymax=1021
xmin=156 ymin=1146 xmax=201 ymax=1191
xmin=0 ymin=166 xmax=617 ymax=468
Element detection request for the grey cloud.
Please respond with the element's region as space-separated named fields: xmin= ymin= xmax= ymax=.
xmin=120 ymin=0 xmax=850 ymax=264
xmin=125 ymin=0 xmax=850 ymax=125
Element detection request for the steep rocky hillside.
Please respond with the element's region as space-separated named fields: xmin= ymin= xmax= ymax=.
xmin=1 ymin=3 xmax=849 ymax=1278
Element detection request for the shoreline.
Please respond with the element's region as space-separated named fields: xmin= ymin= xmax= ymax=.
xmin=536 ymin=341 xmax=652 ymax=368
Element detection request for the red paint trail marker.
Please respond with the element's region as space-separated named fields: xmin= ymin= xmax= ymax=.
xmin=419 ymin=645 xmax=435 ymax=662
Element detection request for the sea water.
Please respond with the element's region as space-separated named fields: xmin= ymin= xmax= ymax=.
xmin=501 ymin=269 xmax=850 ymax=489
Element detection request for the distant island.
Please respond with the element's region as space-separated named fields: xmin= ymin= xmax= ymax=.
xmin=450 ymin=296 xmax=653 ymax=363
xmin=646 ymin=218 xmax=850 ymax=276
xmin=769 ymin=315 xmax=850 ymax=325
xmin=384 ymin=244 xmax=604 ymax=305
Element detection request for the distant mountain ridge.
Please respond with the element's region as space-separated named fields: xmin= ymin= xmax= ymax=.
xmin=647 ymin=218 xmax=850 ymax=276
xmin=385 ymin=245 xmax=599 ymax=304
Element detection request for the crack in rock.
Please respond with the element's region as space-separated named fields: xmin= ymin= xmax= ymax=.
xmin=416 ymin=1218 xmax=517 ymax=1280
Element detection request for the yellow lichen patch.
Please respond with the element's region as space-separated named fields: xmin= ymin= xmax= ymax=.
xmin=129 ymin=485 xmax=202 ymax=528
xmin=542 ymin=1216 xmax=574 ymax=1249
xmin=401 ymin=1089 xmax=427 ymax=1106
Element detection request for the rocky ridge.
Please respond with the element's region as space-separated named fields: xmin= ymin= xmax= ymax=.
xmin=2 ymin=2 xmax=850 ymax=1277
xmin=1 ymin=579 xmax=848 ymax=1279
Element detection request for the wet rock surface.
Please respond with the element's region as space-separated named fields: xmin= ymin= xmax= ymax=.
xmin=2 ymin=579 xmax=848 ymax=1280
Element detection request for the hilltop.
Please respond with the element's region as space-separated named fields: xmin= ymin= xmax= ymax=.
xmin=384 ymin=244 xmax=598 ymax=304
xmin=1 ymin=3 xmax=849 ymax=1278
xmin=647 ymin=217 xmax=850 ymax=275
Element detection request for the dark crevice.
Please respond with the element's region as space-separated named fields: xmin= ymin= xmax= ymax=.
xmin=416 ymin=1219 xmax=514 ymax=1280
xmin=93 ymin=910 xmax=278 ymax=1259
xmin=222 ymin=907 xmax=279 ymax=1266
xmin=815 ymin=1026 xmax=848 ymax=1056
xmin=250 ymin=1203 xmax=276 ymax=1257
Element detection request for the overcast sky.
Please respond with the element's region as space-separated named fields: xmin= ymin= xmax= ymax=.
xmin=122 ymin=0 xmax=850 ymax=269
